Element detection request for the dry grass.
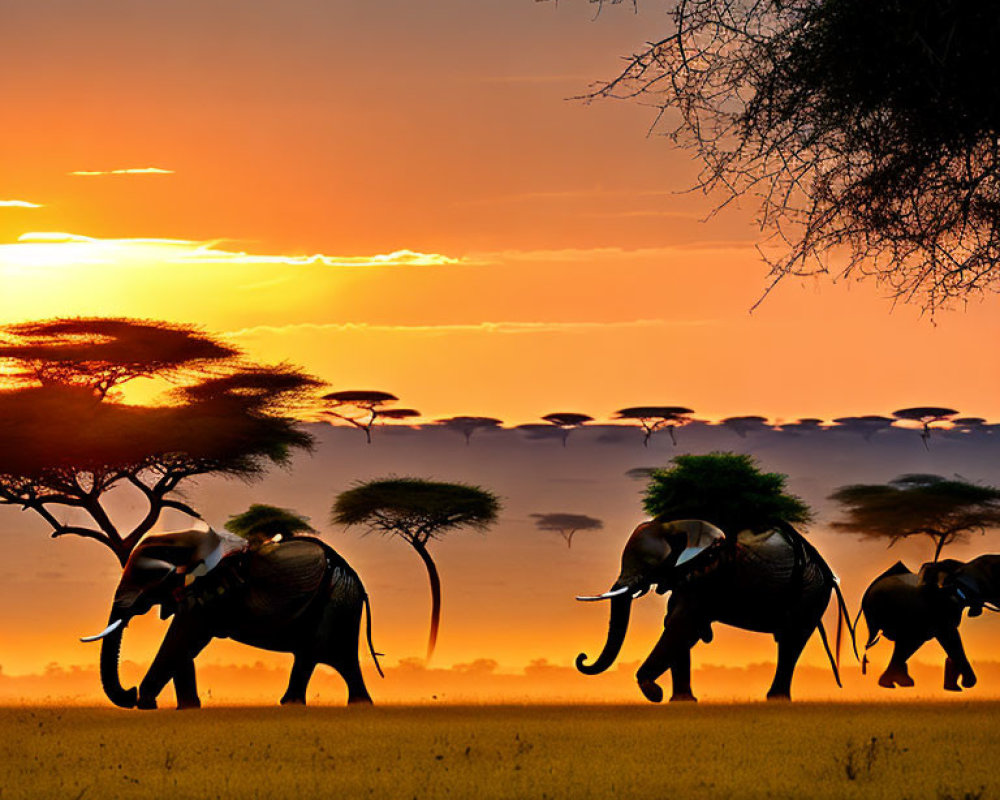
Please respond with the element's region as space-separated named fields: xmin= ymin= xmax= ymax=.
xmin=0 ymin=703 xmax=996 ymax=799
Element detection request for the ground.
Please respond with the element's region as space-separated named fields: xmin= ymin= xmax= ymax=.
xmin=0 ymin=703 xmax=995 ymax=799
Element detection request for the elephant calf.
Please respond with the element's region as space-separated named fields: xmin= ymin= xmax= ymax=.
xmin=859 ymin=555 xmax=1000 ymax=691
xmin=82 ymin=528 xmax=382 ymax=709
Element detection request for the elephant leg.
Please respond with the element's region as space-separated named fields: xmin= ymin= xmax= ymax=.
xmin=936 ymin=628 xmax=976 ymax=690
xmin=635 ymin=606 xmax=702 ymax=704
xmin=669 ymin=650 xmax=697 ymax=703
xmin=879 ymin=638 xmax=922 ymax=688
xmin=280 ymin=655 xmax=317 ymax=706
xmin=332 ymin=656 xmax=372 ymax=705
xmin=172 ymin=658 xmax=201 ymax=710
xmin=137 ymin=616 xmax=211 ymax=710
xmin=767 ymin=628 xmax=811 ymax=701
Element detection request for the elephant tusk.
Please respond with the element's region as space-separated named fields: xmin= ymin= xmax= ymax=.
xmin=632 ymin=587 xmax=649 ymax=599
xmin=80 ymin=618 xmax=124 ymax=643
xmin=576 ymin=586 xmax=631 ymax=602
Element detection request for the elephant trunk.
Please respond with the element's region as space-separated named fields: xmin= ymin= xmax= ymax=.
xmin=576 ymin=593 xmax=632 ymax=675
xmin=98 ymin=612 xmax=138 ymax=709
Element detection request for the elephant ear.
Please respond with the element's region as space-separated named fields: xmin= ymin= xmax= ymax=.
xmin=917 ymin=559 xmax=964 ymax=589
xmin=667 ymin=520 xmax=726 ymax=566
xmin=243 ymin=539 xmax=329 ymax=622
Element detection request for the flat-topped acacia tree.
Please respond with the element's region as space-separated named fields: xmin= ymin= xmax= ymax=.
xmin=530 ymin=512 xmax=604 ymax=548
xmin=541 ymin=412 xmax=594 ymax=447
xmin=892 ymin=407 xmax=959 ymax=449
xmin=321 ymin=390 xmax=419 ymax=443
xmin=0 ymin=318 xmax=318 ymax=565
xmin=831 ymin=474 xmax=1000 ymax=562
xmin=615 ymin=406 xmax=694 ymax=447
xmin=332 ymin=478 xmax=500 ymax=661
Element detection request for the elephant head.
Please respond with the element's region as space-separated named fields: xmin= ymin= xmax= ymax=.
xmin=921 ymin=554 xmax=1000 ymax=616
xmin=80 ymin=528 xmax=240 ymax=708
xmin=575 ymin=519 xmax=725 ymax=675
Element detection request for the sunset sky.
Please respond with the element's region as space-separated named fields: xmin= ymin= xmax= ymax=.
xmin=2 ymin=0 xmax=999 ymax=703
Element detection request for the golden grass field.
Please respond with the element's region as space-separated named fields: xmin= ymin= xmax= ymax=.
xmin=0 ymin=703 xmax=996 ymax=800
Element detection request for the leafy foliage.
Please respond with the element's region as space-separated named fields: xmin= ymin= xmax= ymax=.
xmin=0 ymin=318 xmax=317 ymax=564
xmin=224 ymin=504 xmax=317 ymax=547
xmin=830 ymin=474 xmax=1000 ymax=561
xmin=642 ymin=452 xmax=811 ymax=534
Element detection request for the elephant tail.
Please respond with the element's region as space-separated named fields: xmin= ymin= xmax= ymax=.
xmin=815 ymin=621 xmax=842 ymax=688
xmin=832 ymin=578 xmax=860 ymax=662
xmin=363 ymin=593 xmax=385 ymax=679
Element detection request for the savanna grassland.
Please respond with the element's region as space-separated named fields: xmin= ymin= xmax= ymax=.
xmin=0 ymin=703 xmax=995 ymax=800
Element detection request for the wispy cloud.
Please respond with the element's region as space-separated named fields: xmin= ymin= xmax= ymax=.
xmin=226 ymin=319 xmax=713 ymax=339
xmin=0 ymin=200 xmax=43 ymax=208
xmin=68 ymin=167 xmax=174 ymax=177
xmin=0 ymin=232 xmax=462 ymax=270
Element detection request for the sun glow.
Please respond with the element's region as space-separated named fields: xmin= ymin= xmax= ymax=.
xmin=0 ymin=232 xmax=462 ymax=272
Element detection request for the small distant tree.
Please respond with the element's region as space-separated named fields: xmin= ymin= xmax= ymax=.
xmin=720 ymin=416 xmax=770 ymax=439
xmin=778 ymin=418 xmax=825 ymax=435
xmin=331 ymin=478 xmax=500 ymax=660
xmin=0 ymin=318 xmax=318 ymax=565
xmin=225 ymin=504 xmax=317 ymax=548
xmin=321 ymin=390 xmax=419 ymax=443
xmin=540 ymin=412 xmax=594 ymax=446
xmin=892 ymin=407 xmax=959 ymax=449
xmin=436 ymin=416 xmax=503 ymax=445
xmin=832 ymin=416 xmax=895 ymax=442
xmin=643 ymin=452 xmax=811 ymax=535
xmin=530 ymin=512 xmax=604 ymax=548
xmin=625 ymin=466 xmax=657 ymax=482
xmin=615 ymin=406 xmax=694 ymax=446
xmin=515 ymin=423 xmax=569 ymax=443
xmin=830 ymin=474 xmax=1000 ymax=562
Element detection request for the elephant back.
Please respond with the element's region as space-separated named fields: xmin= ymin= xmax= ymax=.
xmin=242 ymin=539 xmax=332 ymax=624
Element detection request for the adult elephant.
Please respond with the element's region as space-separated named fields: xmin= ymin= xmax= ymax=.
xmin=859 ymin=555 xmax=1000 ymax=691
xmin=576 ymin=519 xmax=852 ymax=702
xmin=81 ymin=528 xmax=382 ymax=709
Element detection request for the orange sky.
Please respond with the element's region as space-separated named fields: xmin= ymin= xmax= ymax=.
xmin=1 ymin=0 xmax=999 ymax=704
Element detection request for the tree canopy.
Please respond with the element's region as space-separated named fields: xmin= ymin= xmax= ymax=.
xmin=224 ymin=504 xmax=317 ymax=547
xmin=576 ymin=0 xmax=1000 ymax=311
xmin=615 ymin=406 xmax=694 ymax=446
xmin=332 ymin=478 xmax=500 ymax=659
xmin=321 ymin=390 xmax=419 ymax=443
xmin=530 ymin=512 xmax=604 ymax=548
xmin=830 ymin=474 xmax=1000 ymax=561
xmin=435 ymin=416 xmax=503 ymax=445
xmin=642 ymin=452 xmax=811 ymax=534
xmin=0 ymin=318 xmax=318 ymax=564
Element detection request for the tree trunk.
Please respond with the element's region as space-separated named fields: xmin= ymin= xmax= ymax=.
xmin=411 ymin=540 xmax=442 ymax=662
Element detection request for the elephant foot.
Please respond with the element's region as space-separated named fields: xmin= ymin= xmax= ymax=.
xmin=962 ymin=671 xmax=977 ymax=689
xmin=943 ymin=658 xmax=966 ymax=691
xmin=638 ymin=680 xmax=664 ymax=704
xmin=176 ymin=698 xmax=201 ymax=710
xmin=766 ymin=691 xmax=791 ymax=702
xmin=279 ymin=695 xmax=306 ymax=706
xmin=347 ymin=695 xmax=373 ymax=706
xmin=878 ymin=668 xmax=913 ymax=689
xmin=136 ymin=695 xmax=158 ymax=710
xmin=669 ymin=692 xmax=697 ymax=703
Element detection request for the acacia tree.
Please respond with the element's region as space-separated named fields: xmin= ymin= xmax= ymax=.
xmin=541 ymin=412 xmax=594 ymax=447
xmin=321 ymin=390 xmax=419 ymax=443
xmin=435 ymin=416 xmax=503 ymax=445
xmin=643 ymin=452 xmax=811 ymax=534
xmin=530 ymin=512 xmax=604 ymax=548
xmin=331 ymin=478 xmax=500 ymax=660
xmin=571 ymin=0 xmax=1000 ymax=311
xmin=830 ymin=474 xmax=1000 ymax=561
xmin=892 ymin=407 xmax=959 ymax=449
xmin=224 ymin=504 xmax=317 ymax=548
xmin=615 ymin=406 xmax=694 ymax=446
xmin=720 ymin=416 xmax=770 ymax=438
xmin=832 ymin=415 xmax=895 ymax=442
xmin=0 ymin=318 xmax=318 ymax=565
